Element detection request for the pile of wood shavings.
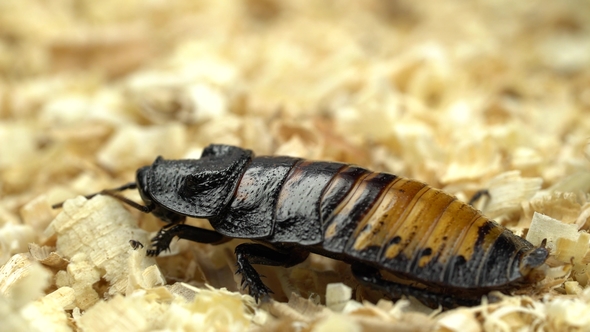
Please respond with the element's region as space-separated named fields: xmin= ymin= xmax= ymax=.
xmin=1 ymin=0 xmax=590 ymax=331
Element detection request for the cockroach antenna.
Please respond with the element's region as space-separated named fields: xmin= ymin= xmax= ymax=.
xmin=51 ymin=182 xmax=150 ymax=213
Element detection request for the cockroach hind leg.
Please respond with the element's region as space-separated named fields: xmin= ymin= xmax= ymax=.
xmin=351 ymin=263 xmax=481 ymax=309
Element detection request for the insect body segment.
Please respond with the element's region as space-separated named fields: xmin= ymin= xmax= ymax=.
xmin=54 ymin=144 xmax=548 ymax=307
xmin=306 ymin=164 xmax=542 ymax=290
xmin=211 ymin=156 xmax=301 ymax=239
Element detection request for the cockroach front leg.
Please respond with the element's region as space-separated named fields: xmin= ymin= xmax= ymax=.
xmin=147 ymin=224 xmax=228 ymax=256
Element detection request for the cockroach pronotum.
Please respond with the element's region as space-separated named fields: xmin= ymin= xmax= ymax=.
xmin=53 ymin=144 xmax=548 ymax=308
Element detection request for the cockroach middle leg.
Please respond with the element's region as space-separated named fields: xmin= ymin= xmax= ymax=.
xmin=234 ymin=243 xmax=309 ymax=302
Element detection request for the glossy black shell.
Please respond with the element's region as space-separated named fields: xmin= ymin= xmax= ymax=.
xmin=136 ymin=144 xmax=548 ymax=294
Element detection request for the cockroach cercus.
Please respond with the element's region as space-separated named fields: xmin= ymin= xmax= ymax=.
xmin=52 ymin=144 xmax=548 ymax=308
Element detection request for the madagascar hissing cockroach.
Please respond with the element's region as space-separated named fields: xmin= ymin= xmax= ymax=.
xmin=52 ymin=144 xmax=548 ymax=308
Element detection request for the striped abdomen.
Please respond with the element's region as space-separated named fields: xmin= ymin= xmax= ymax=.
xmin=215 ymin=157 xmax=540 ymax=290
xmin=319 ymin=164 xmax=539 ymax=289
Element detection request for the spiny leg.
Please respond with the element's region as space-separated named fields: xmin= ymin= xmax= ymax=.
xmin=234 ymin=243 xmax=309 ymax=302
xmin=147 ymin=224 xmax=228 ymax=256
xmin=129 ymin=240 xmax=144 ymax=250
xmin=351 ymin=263 xmax=481 ymax=309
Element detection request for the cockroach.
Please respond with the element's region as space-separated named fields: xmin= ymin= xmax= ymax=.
xmin=52 ymin=144 xmax=548 ymax=308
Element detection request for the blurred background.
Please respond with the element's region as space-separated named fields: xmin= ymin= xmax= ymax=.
xmin=1 ymin=0 xmax=589 ymax=196
xmin=1 ymin=0 xmax=590 ymax=329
